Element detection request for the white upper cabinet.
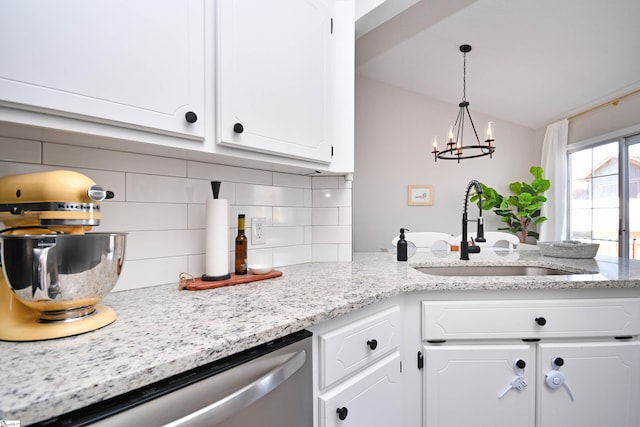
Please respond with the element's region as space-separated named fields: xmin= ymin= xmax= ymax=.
xmin=0 ymin=0 xmax=205 ymax=140
xmin=216 ymin=0 xmax=336 ymax=164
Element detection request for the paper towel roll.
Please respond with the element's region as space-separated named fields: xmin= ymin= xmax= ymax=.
xmin=203 ymin=198 xmax=231 ymax=281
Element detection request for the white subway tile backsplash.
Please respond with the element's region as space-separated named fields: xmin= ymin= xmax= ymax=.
xmin=312 ymin=244 xmax=338 ymax=262
xmin=312 ymin=176 xmax=340 ymax=189
xmin=266 ymin=226 xmax=306 ymax=247
xmin=273 ymin=207 xmax=311 ymax=226
xmin=114 ymin=257 xmax=188 ymax=291
xmin=312 ymin=188 xmax=352 ymax=208
xmin=125 ymin=229 xmax=204 ymax=260
xmin=247 ymin=247 xmax=274 ymax=267
xmin=273 ymin=172 xmax=311 ymax=188
xmin=304 ymin=226 xmax=313 ymax=244
xmin=0 ymin=162 xmax=45 ymax=178
xmin=188 ymin=161 xmax=272 ymax=185
xmin=338 ymin=244 xmax=353 ymax=262
xmin=312 ymin=207 xmax=339 ymax=225
xmin=43 ymin=143 xmax=187 ymax=176
xmin=235 ymin=183 xmax=306 ymax=207
xmin=273 ymin=245 xmax=312 ymax=266
xmin=0 ymin=136 xmax=41 ymax=163
xmin=339 ymin=207 xmax=352 ymax=225
xmin=304 ymin=189 xmax=312 ymax=207
xmin=99 ymin=202 xmax=188 ymax=232
xmin=312 ymin=225 xmax=352 ymax=244
xmin=229 ymin=206 xmax=273 ymax=226
xmin=0 ymin=138 xmax=352 ymax=292
xmin=126 ymin=174 xmax=193 ymax=203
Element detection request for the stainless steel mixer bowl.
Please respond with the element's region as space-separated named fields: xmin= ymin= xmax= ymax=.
xmin=0 ymin=233 xmax=126 ymax=320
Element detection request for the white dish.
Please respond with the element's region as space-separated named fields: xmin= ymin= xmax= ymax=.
xmin=248 ymin=264 xmax=273 ymax=275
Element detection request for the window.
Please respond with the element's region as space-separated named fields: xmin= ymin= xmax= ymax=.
xmin=568 ymin=133 xmax=640 ymax=259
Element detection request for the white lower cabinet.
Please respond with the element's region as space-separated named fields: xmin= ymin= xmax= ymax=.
xmin=424 ymin=344 xmax=536 ymax=427
xmin=310 ymin=302 xmax=403 ymax=427
xmin=537 ymin=341 xmax=640 ymax=427
xmin=421 ymin=298 xmax=640 ymax=427
xmin=319 ymin=352 xmax=402 ymax=427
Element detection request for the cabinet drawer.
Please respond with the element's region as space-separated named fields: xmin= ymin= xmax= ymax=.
xmin=318 ymin=306 xmax=401 ymax=389
xmin=319 ymin=352 xmax=402 ymax=427
xmin=422 ymin=298 xmax=640 ymax=341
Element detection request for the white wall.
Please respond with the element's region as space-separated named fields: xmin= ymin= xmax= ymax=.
xmin=353 ymin=76 xmax=539 ymax=252
xmin=0 ymin=135 xmax=352 ymax=292
xmin=567 ymin=93 xmax=640 ymax=145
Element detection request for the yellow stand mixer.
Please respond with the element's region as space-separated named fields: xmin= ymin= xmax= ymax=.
xmin=0 ymin=170 xmax=126 ymax=341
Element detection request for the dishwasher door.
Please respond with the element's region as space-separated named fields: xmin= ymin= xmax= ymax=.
xmin=33 ymin=330 xmax=312 ymax=427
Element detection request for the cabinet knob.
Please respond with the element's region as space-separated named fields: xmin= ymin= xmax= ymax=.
xmin=336 ymin=407 xmax=348 ymax=420
xmin=367 ymin=339 xmax=378 ymax=350
xmin=233 ymin=122 xmax=244 ymax=134
xmin=535 ymin=317 xmax=547 ymax=326
xmin=515 ymin=359 xmax=526 ymax=369
xmin=553 ymin=357 xmax=564 ymax=368
xmin=185 ymin=111 xmax=198 ymax=123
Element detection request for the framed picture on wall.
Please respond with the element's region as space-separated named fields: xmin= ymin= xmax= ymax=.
xmin=408 ymin=185 xmax=434 ymax=206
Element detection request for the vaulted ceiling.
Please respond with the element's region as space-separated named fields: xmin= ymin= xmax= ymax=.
xmin=355 ymin=0 xmax=640 ymax=130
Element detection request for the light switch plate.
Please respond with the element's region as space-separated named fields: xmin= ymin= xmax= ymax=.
xmin=252 ymin=217 xmax=266 ymax=245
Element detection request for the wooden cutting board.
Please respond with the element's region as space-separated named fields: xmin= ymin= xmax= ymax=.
xmin=179 ymin=270 xmax=282 ymax=291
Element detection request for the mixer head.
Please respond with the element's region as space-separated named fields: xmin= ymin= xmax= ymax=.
xmin=0 ymin=170 xmax=114 ymax=234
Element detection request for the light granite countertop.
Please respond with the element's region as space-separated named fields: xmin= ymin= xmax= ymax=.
xmin=3 ymin=250 xmax=640 ymax=424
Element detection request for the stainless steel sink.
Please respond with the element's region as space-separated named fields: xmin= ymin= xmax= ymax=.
xmin=414 ymin=265 xmax=577 ymax=276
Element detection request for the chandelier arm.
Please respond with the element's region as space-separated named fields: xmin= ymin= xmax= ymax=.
xmin=464 ymin=104 xmax=482 ymax=145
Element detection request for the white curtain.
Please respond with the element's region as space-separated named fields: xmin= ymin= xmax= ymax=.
xmin=539 ymin=119 xmax=569 ymax=241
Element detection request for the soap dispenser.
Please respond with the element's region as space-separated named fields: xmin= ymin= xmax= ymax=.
xmin=397 ymin=228 xmax=408 ymax=261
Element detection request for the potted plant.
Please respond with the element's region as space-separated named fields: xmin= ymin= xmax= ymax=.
xmin=471 ymin=166 xmax=550 ymax=243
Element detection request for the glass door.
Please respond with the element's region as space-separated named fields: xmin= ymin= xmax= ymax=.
xmin=628 ymin=140 xmax=640 ymax=259
xmin=568 ymin=133 xmax=640 ymax=259
xmin=568 ymin=141 xmax=619 ymax=256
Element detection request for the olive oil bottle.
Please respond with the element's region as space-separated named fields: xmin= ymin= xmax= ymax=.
xmin=235 ymin=214 xmax=248 ymax=275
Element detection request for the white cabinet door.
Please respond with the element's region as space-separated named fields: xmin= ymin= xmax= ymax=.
xmin=0 ymin=0 xmax=205 ymax=139
xmin=319 ymin=352 xmax=402 ymax=427
xmin=217 ymin=0 xmax=334 ymax=163
xmin=424 ymin=344 xmax=536 ymax=427
xmin=537 ymin=341 xmax=640 ymax=427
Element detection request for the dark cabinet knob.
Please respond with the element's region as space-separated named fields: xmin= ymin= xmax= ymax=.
xmin=516 ymin=359 xmax=526 ymax=369
xmin=553 ymin=357 xmax=564 ymax=367
xmin=185 ymin=111 xmax=198 ymax=123
xmin=367 ymin=339 xmax=378 ymax=350
xmin=535 ymin=317 xmax=547 ymax=326
xmin=336 ymin=407 xmax=348 ymax=420
xmin=233 ymin=122 xmax=244 ymax=134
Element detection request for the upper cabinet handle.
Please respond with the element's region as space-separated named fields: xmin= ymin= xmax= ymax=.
xmin=185 ymin=111 xmax=198 ymax=123
xmin=233 ymin=123 xmax=244 ymax=134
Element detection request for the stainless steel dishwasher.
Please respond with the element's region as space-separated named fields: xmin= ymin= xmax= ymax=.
xmin=32 ymin=330 xmax=312 ymax=427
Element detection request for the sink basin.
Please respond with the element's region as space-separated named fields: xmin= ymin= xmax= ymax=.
xmin=414 ymin=265 xmax=578 ymax=276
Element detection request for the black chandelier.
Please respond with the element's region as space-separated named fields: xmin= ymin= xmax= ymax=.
xmin=432 ymin=44 xmax=495 ymax=163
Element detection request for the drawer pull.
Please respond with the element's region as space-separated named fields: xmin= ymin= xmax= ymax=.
xmin=336 ymin=407 xmax=348 ymax=420
xmin=535 ymin=317 xmax=547 ymax=326
xmin=367 ymin=339 xmax=378 ymax=350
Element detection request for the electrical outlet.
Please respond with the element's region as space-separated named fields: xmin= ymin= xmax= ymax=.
xmin=252 ymin=217 xmax=266 ymax=245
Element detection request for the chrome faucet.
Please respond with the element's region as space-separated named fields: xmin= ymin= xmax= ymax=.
xmin=460 ymin=180 xmax=486 ymax=260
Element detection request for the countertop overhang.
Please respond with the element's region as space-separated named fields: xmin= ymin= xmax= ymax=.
xmin=3 ymin=250 xmax=640 ymax=424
